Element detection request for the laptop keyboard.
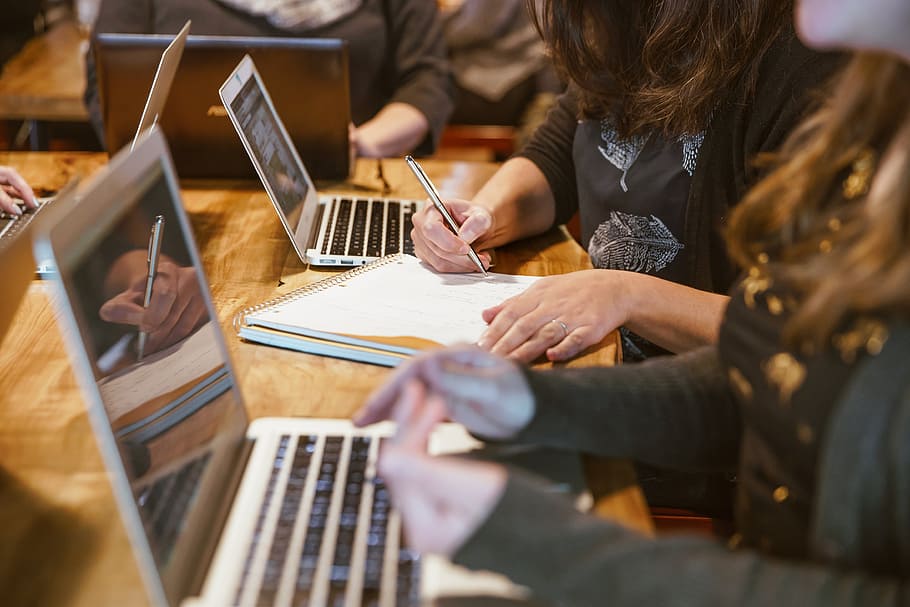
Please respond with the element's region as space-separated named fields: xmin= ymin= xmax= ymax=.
xmin=320 ymin=197 xmax=416 ymax=259
xmin=136 ymin=452 xmax=212 ymax=566
xmin=233 ymin=433 xmax=419 ymax=607
xmin=0 ymin=199 xmax=49 ymax=242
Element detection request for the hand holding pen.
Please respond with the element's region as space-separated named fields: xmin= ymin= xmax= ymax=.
xmin=405 ymin=156 xmax=489 ymax=275
xmin=137 ymin=215 xmax=165 ymax=360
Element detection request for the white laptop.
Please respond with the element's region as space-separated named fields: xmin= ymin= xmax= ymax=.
xmin=0 ymin=19 xmax=190 ymax=277
xmin=31 ymin=129 xmax=533 ymax=606
xmin=219 ymin=55 xmax=423 ymax=268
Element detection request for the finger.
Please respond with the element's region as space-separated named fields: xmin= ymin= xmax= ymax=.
xmin=140 ymin=271 xmax=179 ymax=331
xmin=99 ymin=296 xmax=145 ymax=326
xmin=354 ymin=358 xmax=424 ymax=426
xmin=480 ymin=301 xmax=505 ymax=324
xmin=412 ymin=232 xmax=481 ymax=273
xmin=0 ymin=167 xmax=36 ymax=208
xmin=147 ymin=291 xmax=205 ymax=352
xmin=455 ymin=211 xmax=492 ymax=245
xmin=476 ymin=294 xmax=540 ymax=351
xmin=393 ymin=383 xmax=447 ymax=453
xmin=0 ymin=190 xmax=22 ymax=215
xmin=145 ymin=269 xmax=203 ymax=351
xmin=546 ymin=327 xmax=596 ymax=362
xmin=378 ymin=447 xmax=507 ymax=556
xmin=413 ymin=206 xmax=469 ymax=255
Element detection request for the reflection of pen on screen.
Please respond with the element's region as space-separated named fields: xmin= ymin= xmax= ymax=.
xmin=138 ymin=215 xmax=165 ymax=361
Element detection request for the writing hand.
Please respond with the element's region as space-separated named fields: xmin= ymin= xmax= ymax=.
xmin=411 ymin=197 xmax=493 ymax=272
xmin=99 ymin=259 xmax=207 ymax=355
xmin=0 ymin=166 xmax=38 ymax=215
xmin=354 ymin=345 xmax=534 ymax=440
xmin=478 ymin=269 xmax=629 ymax=363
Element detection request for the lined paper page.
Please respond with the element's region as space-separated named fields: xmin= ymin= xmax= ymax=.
xmin=248 ymin=255 xmax=539 ymax=346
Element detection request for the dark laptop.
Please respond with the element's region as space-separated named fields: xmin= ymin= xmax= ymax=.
xmin=94 ymin=35 xmax=351 ymax=181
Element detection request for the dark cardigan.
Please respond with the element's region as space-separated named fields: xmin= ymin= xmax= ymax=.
xmin=518 ymin=29 xmax=844 ymax=294
xmin=453 ymin=326 xmax=910 ymax=605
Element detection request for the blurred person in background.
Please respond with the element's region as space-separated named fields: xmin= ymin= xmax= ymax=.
xmin=84 ymin=0 xmax=453 ymax=158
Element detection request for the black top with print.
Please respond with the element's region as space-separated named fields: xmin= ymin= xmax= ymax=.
xmin=719 ymin=276 xmax=860 ymax=558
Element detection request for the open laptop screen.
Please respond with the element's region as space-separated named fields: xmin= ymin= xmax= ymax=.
xmin=37 ymin=131 xmax=246 ymax=605
xmin=229 ymin=74 xmax=308 ymax=228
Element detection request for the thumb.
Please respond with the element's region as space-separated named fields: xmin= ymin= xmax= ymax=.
xmin=99 ymin=297 xmax=144 ymax=326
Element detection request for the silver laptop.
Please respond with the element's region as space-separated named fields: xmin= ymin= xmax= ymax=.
xmin=130 ymin=20 xmax=192 ymax=152
xmin=31 ymin=128 xmax=526 ymax=606
xmin=220 ymin=55 xmax=423 ymax=268
xmin=0 ymin=20 xmax=189 ymax=274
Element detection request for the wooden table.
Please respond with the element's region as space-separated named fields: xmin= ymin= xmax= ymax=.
xmin=0 ymin=154 xmax=651 ymax=606
xmin=0 ymin=19 xmax=89 ymax=149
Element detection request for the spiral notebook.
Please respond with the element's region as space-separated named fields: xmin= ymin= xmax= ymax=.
xmin=234 ymin=254 xmax=541 ymax=366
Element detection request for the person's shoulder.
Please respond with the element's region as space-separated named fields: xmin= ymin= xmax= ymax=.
xmin=756 ymin=24 xmax=846 ymax=95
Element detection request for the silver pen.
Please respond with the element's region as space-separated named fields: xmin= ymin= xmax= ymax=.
xmin=137 ymin=215 xmax=165 ymax=361
xmin=405 ymin=155 xmax=487 ymax=275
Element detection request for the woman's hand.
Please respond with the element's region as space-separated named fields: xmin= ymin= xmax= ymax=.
xmin=410 ymin=197 xmax=494 ymax=272
xmin=478 ymin=269 xmax=630 ymax=363
xmin=0 ymin=166 xmax=38 ymax=215
xmin=355 ymin=345 xmax=534 ymax=441
xmin=377 ymin=380 xmax=507 ymax=557
xmin=99 ymin=259 xmax=208 ymax=355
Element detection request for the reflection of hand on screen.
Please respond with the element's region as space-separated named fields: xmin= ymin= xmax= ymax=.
xmin=100 ymin=255 xmax=207 ymax=356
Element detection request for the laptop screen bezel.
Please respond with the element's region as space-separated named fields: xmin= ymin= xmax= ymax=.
xmin=31 ymin=128 xmax=249 ymax=606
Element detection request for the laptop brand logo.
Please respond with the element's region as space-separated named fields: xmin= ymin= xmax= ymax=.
xmin=206 ymin=105 xmax=228 ymax=117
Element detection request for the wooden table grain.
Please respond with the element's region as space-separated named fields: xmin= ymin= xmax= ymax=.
xmin=0 ymin=19 xmax=89 ymax=124
xmin=0 ymin=153 xmax=652 ymax=606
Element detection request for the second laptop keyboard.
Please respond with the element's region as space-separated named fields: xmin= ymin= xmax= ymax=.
xmin=320 ymin=197 xmax=417 ymax=258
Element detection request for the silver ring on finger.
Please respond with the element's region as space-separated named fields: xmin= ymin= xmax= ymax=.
xmin=549 ymin=318 xmax=570 ymax=340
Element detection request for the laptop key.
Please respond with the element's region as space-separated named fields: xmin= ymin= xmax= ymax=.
xmin=257 ymin=436 xmax=318 ymax=606
xmin=402 ymin=207 xmax=415 ymax=256
xmin=330 ymin=199 xmax=352 ymax=256
xmin=346 ymin=200 xmax=368 ymax=257
xmin=366 ymin=200 xmax=384 ymax=258
xmin=385 ymin=202 xmax=401 ymax=255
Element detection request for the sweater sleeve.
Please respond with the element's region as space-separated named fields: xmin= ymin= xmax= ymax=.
xmin=516 ymin=347 xmax=741 ymax=473
xmin=455 ymin=470 xmax=910 ymax=607
xmin=383 ymin=0 xmax=454 ymax=155
xmin=515 ymin=87 xmax=580 ymax=226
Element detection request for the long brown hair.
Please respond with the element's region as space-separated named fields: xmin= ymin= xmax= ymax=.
xmin=727 ymin=53 xmax=910 ymax=346
xmin=529 ymin=0 xmax=792 ymax=137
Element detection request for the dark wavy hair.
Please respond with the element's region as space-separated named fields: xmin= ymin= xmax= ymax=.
xmin=529 ymin=0 xmax=792 ymax=137
xmin=727 ymin=54 xmax=910 ymax=346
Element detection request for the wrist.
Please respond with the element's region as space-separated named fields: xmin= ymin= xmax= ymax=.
xmin=597 ymin=269 xmax=638 ymax=328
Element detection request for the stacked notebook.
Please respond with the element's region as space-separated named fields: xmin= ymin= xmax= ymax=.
xmin=234 ymin=254 xmax=540 ymax=366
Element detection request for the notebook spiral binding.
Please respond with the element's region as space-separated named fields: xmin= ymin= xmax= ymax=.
xmin=232 ymin=253 xmax=405 ymax=333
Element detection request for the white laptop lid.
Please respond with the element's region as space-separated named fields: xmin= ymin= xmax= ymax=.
xmin=131 ymin=20 xmax=191 ymax=152
xmin=32 ymin=129 xmax=249 ymax=606
xmin=219 ymin=55 xmax=321 ymax=264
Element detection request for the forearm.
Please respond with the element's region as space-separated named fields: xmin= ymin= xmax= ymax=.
xmin=472 ymin=157 xmax=556 ymax=249
xmin=517 ymin=347 xmax=741 ymax=472
xmin=619 ymin=272 xmax=730 ymax=352
xmin=354 ymin=103 xmax=429 ymax=158
xmin=457 ymin=471 xmax=910 ymax=607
